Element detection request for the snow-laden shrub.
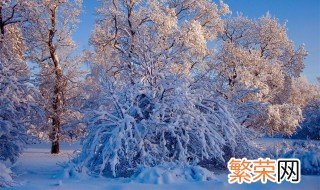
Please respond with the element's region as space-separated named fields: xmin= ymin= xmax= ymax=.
xmin=133 ymin=163 xmax=215 ymax=184
xmin=73 ymin=79 xmax=258 ymax=178
xmin=266 ymin=141 xmax=320 ymax=175
xmin=0 ymin=162 xmax=13 ymax=187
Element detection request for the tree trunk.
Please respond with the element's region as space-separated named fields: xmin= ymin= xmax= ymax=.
xmin=51 ymin=140 xmax=60 ymax=154
xmin=48 ymin=6 xmax=63 ymax=154
xmin=50 ymin=109 xmax=61 ymax=154
xmin=0 ymin=6 xmax=5 ymax=35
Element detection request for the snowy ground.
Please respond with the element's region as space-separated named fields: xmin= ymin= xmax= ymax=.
xmin=4 ymin=140 xmax=320 ymax=190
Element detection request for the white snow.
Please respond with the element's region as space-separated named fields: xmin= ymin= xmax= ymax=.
xmin=0 ymin=163 xmax=13 ymax=187
xmin=133 ymin=163 xmax=215 ymax=184
xmin=3 ymin=142 xmax=319 ymax=190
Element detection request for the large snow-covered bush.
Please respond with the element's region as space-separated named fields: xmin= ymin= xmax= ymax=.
xmin=74 ymin=73 xmax=257 ymax=177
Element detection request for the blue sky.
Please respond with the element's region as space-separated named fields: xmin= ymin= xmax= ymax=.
xmin=74 ymin=0 xmax=320 ymax=83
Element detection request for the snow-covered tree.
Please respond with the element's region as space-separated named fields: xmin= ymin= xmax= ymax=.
xmin=215 ymin=14 xmax=308 ymax=136
xmin=73 ymin=0 xmax=257 ymax=178
xmin=0 ymin=0 xmax=43 ymax=186
xmin=24 ymin=0 xmax=85 ymax=154
xmin=0 ymin=24 xmax=27 ymax=163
